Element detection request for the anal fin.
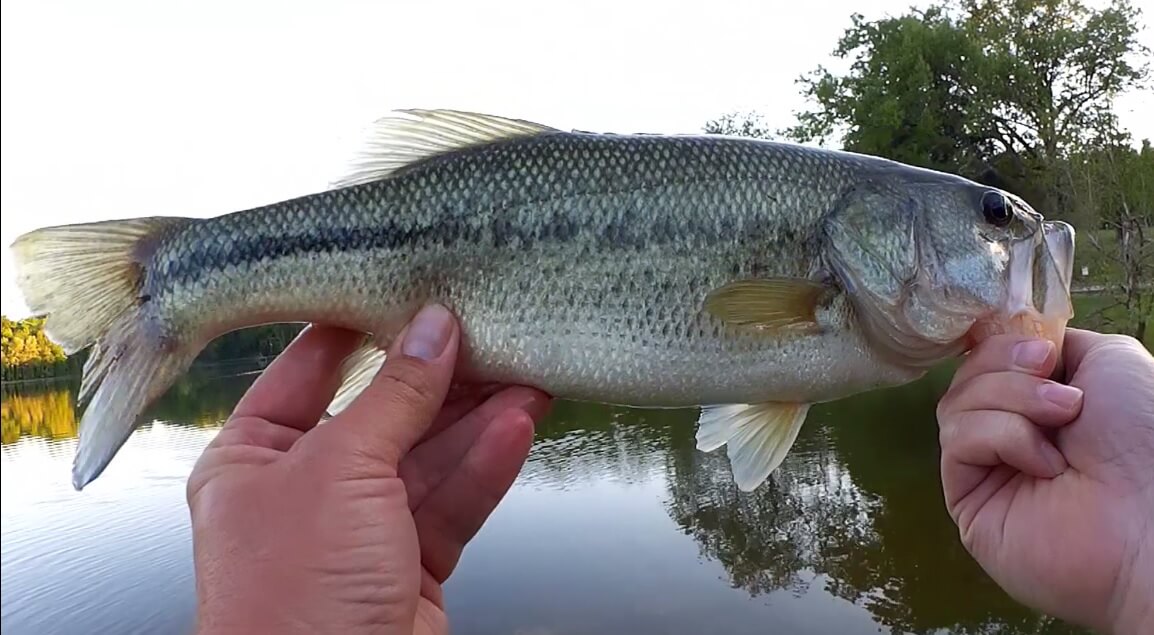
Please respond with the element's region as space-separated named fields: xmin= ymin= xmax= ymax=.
xmin=325 ymin=340 xmax=388 ymax=417
xmin=695 ymin=401 xmax=811 ymax=491
xmin=323 ymin=339 xmax=499 ymax=418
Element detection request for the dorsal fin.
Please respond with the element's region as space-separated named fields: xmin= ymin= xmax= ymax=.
xmin=330 ymin=108 xmax=559 ymax=189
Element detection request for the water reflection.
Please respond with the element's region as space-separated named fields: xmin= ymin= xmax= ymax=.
xmin=1 ymin=362 xmax=1090 ymax=635
xmin=509 ymin=364 xmax=1087 ymax=634
xmin=2 ymin=383 xmax=78 ymax=444
xmin=519 ymin=400 xmax=688 ymax=489
xmin=1 ymin=361 xmax=263 ymax=446
xmin=662 ymin=365 xmax=1086 ymax=634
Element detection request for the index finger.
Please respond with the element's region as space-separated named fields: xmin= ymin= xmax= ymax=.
xmin=324 ymin=304 xmax=460 ymax=467
xmin=229 ymin=324 xmax=367 ymax=432
xmin=950 ymin=333 xmax=1058 ymax=389
xmin=1058 ymin=327 xmax=1124 ymax=375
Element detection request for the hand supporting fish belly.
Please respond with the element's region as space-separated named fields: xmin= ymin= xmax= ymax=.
xmin=9 ymin=108 xmax=1076 ymax=492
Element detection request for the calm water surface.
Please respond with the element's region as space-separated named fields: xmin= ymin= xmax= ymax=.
xmin=2 ymin=362 xmax=1088 ymax=634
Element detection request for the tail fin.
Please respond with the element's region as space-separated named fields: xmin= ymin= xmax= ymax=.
xmin=10 ymin=216 xmax=199 ymax=490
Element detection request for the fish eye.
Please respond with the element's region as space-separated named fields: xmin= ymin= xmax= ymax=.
xmin=981 ymin=191 xmax=1012 ymax=227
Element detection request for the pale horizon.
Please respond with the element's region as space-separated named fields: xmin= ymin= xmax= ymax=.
xmin=3 ymin=0 xmax=1151 ymax=319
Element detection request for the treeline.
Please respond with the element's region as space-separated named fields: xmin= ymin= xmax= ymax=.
xmin=1 ymin=315 xmax=303 ymax=381
xmin=0 ymin=316 xmax=79 ymax=381
xmin=707 ymin=0 xmax=1152 ymax=340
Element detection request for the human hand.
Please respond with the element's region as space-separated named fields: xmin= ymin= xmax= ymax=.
xmin=186 ymin=304 xmax=552 ymax=635
xmin=936 ymin=328 xmax=1153 ymax=634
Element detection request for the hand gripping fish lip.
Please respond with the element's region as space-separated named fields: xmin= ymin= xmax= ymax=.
xmin=968 ymin=219 xmax=1076 ymax=356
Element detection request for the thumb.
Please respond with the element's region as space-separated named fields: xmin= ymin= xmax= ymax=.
xmin=327 ymin=303 xmax=460 ymax=469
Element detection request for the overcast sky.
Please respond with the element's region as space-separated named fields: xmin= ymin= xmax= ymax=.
xmin=2 ymin=0 xmax=1151 ymax=317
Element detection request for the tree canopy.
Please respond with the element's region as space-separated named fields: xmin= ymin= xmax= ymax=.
xmin=783 ymin=0 xmax=1150 ymax=209
xmin=1 ymin=316 xmax=73 ymax=380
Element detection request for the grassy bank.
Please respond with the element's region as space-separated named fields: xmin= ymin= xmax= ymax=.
xmin=1071 ymin=292 xmax=1153 ymax=350
xmin=1070 ymin=229 xmax=1122 ymax=290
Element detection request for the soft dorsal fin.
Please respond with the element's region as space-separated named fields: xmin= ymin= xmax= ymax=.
xmin=330 ymin=108 xmax=559 ymax=189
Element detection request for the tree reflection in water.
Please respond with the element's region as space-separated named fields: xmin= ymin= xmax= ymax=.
xmin=662 ymin=364 xmax=1088 ymax=635
xmin=1 ymin=361 xmax=262 ymax=446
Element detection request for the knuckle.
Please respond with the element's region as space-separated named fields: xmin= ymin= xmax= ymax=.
xmin=995 ymin=410 xmax=1032 ymax=444
xmin=1102 ymin=333 xmax=1137 ymax=346
xmin=936 ymin=392 xmax=958 ymax=421
xmin=940 ymin=373 xmax=989 ymax=412
xmin=971 ymin=334 xmax=1026 ymax=364
xmin=377 ymin=366 xmax=437 ymax=409
xmin=937 ymin=416 xmax=956 ymax=446
xmin=938 ymin=409 xmax=972 ymax=448
xmin=962 ymin=371 xmax=1047 ymax=417
xmin=1085 ymin=333 xmax=1141 ymax=357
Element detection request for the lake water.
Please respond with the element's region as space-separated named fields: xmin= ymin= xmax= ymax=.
xmin=1 ymin=361 xmax=1090 ymax=635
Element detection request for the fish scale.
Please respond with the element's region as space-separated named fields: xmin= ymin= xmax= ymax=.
xmin=9 ymin=108 xmax=1076 ymax=492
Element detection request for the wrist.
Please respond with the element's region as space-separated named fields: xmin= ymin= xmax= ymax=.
xmin=1111 ymin=590 xmax=1151 ymax=635
xmin=1112 ymin=602 xmax=1152 ymax=635
xmin=193 ymin=573 xmax=316 ymax=635
xmin=195 ymin=606 xmax=301 ymax=635
xmin=1110 ymin=538 xmax=1152 ymax=635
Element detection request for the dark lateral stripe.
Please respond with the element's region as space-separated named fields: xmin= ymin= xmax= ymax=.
xmin=157 ymin=207 xmax=779 ymax=287
xmin=151 ymin=131 xmax=851 ymax=286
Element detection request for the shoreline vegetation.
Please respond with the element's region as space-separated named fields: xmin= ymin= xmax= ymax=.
xmin=2 ymin=0 xmax=1150 ymax=381
xmin=1 ymin=317 xmax=303 ymax=383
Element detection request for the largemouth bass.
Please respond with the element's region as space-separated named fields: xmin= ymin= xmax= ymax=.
xmin=10 ymin=109 xmax=1076 ymax=491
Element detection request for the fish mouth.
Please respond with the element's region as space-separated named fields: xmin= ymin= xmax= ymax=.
xmin=969 ymin=219 xmax=1076 ymax=352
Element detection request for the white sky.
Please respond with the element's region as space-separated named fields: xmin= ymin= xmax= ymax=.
xmin=2 ymin=0 xmax=1151 ymax=318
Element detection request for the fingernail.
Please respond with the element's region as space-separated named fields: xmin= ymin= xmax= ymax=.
xmin=1013 ymin=340 xmax=1052 ymax=371
xmin=1042 ymin=442 xmax=1067 ymax=474
xmin=1038 ymin=382 xmax=1083 ymax=410
xmin=401 ymin=304 xmax=453 ymax=361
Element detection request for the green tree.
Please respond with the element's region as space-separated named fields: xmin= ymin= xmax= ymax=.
xmin=1 ymin=315 xmax=74 ymax=380
xmin=784 ymin=0 xmax=1151 ymax=215
xmin=785 ymin=5 xmax=984 ymax=174
xmin=1065 ymin=140 xmax=1153 ymax=340
xmin=704 ymin=111 xmax=777 ymax=140
xmin=960 ymin=0 xmax=1151 ymax=214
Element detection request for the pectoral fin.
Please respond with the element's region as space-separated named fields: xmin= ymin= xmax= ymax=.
xmin=703 ymin=277 xmax=825 ymax=333
xmin=695 ymin=401 xmax=811 ymax=491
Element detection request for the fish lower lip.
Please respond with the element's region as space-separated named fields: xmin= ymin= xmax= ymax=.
xmin=1042 ymin=220 xmax=1076 ymax=292
xmin=972 ymin=219 xmax=1076 ymax=353
xmin=1005 ymin=235 xmax=1037 ymax=319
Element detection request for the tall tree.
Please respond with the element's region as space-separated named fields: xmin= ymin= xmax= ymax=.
xmin=960 ymin=0 xmax=1151 ymax=212
xmin=1065 ymin=140 xmax=1153 ymax=340
xmin=785 ymin=5 xmax=984 ymax=174
xmin=784 ymin=0 xmax=1151 ymax=216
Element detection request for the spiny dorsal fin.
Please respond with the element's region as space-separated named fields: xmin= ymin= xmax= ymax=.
xmin=330 ymin=108 xmax=559 ymax=189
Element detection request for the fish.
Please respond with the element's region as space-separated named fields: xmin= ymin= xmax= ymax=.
xmin=8 ymin=108 xmax=1077 ymax=492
